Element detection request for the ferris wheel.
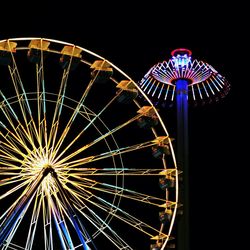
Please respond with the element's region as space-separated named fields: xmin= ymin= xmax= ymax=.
xmin=0 ymin=37 xmax=178 ymax=250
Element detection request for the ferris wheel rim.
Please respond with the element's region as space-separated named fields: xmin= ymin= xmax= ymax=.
xmin=0 ymin=36 xmax=178 ymax=250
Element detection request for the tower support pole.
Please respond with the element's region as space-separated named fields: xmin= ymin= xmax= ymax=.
xmin=176 ymin=79 xmax=190 ymax=250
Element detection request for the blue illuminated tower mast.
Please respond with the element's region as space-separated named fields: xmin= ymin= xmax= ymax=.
xmin=172 ymin=49 xmax=191 ymax=250
xmin=139 ymin=48 xmax=230 ymax=250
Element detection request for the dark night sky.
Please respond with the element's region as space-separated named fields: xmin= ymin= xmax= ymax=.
xmin=0 ymin=1 xmax=246 ymax=249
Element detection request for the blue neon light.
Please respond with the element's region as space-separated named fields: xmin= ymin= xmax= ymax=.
xmin=172 ymin=53 xmax=191 ymax=69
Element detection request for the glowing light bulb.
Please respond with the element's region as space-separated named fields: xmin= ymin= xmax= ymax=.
xmin=171 ymin=48 xmax=192 ymax=69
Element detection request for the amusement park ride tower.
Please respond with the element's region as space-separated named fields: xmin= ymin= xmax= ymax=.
xmin=139 ymin=48 xmax=230 ymax=250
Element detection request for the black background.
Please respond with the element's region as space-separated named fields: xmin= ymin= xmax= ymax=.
xmin=0 ymin=1 xmax=246 ymax=249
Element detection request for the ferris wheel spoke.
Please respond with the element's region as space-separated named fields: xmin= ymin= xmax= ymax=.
xmin=95 ymin=195 xmax=168 ymax=239
xmin=60 ymin=143 xmax=152 ymax=169
xmin=66 ymin=188 xmax=133 ymax=249
xmin=25 ymin=189 xmax=43 ymax=250
xmin=0 ymin=184 xmax=40 ymax=249
xmin=50 ymin=89 xmax=122 ymax=163
xmin=61 ymin=168 xmax=175 ymax=176
xmin=42 ymin=191 xmax=54 ymax=250
xmin=0 ymin=168 xmax=23 ymax=178
xmin=0 ymin=93 xmax=43 ymax=158
xmin=51 ymin=208 xmax=71 ymax=250
xmin=0 ymin=171 xmax=30 ymax=188
xmin=0 ymin=134 xmax=37 ymax=164
xmin=50 ymin=171 xmax=93 ymax=250
xmin=6 ymin=51 xmax=41 ymax=146
xmin=2 ymin=195 xmax=36 ymax=250
xmin=34 ymin=43 xmax=48 ymax=149
xmin=64 ymin=175 xmax=167 ymax=207
xmin=0 ymin=178 xmax=31 ymax=202
xmin=7 ymin=67 xmax=32 ymax=129
xmin=55 ymin=112 xmax=143 ymax=165
xmin=0 ymin=146 xmax=43 ymax=176
xmin=0 ymin=101 xmax=27 ymax=144
xmin=47 ymin=193 xmax=76 ymax=250
xmin=74 ymin=202 xmax=134 ymax=250
xmin=0 ymin=166 xmax=48 ymax=224
xmin=46 ymin=46 xmax=83 ymax=158
xmin=54 ymin=106 xmax=160 ymax=164
xmin=68 ymin=186 xmax=167 ymax=240
xmin=47 ymin=68 xmax=71 ymax=158
xmin=59 ymin=136 xmax=169 ymax=169
xmin=0 ymin=146 xmax=27 ymax=165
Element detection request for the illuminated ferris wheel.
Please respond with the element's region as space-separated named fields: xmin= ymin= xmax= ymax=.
xmin=0 ymin=37 xmax=178 ymax=250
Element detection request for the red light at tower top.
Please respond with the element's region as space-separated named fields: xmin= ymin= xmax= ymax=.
xmin=171 ymin=48 xmax=192 ymax=57
xmin=139 ymin=48 xmax=230 ymax=105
